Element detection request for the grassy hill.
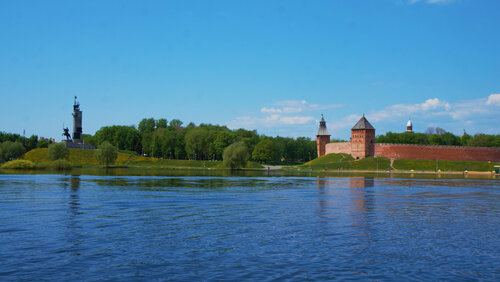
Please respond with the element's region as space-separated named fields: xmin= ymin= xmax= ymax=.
xmin=295 ymin=153 xmax=496 ymax=172
xmin=392 ymin=159 xmax=494 ymax=172
xmin=22 ymin=148 xmax=262 ymax=169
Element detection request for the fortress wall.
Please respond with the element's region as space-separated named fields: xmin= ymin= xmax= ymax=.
xmin=325 ymin=142 xmax=351 ymax=155
xmin=374 ymin=143 xmax=500 ymax=162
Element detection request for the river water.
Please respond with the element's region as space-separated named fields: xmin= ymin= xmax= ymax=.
xmin=0 ymin=172 xmax=499 ymax=280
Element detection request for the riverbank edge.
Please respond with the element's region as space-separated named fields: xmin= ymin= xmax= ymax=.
xmin=1 ymin=164 xmax=498 ymax=177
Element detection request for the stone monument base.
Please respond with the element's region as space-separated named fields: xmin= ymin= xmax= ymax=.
xmin=63 ymin=141 xmax=96 ymax=149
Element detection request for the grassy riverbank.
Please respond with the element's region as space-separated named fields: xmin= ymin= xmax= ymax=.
xmin=291 ymin=153 xmax=497 ymax=172
xmin=2 ymin=149 xmax=496 ymax=174
xmin=17 ymin=148 xmax=262 ymax=169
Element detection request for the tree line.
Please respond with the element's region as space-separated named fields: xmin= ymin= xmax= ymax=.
xmin=375 ymin=128 xmax=500 ymax=147
xmin=0 ymin=132 xmax=54 ymax=163
xmin=82 ymin=118 xmax=317 ymax=163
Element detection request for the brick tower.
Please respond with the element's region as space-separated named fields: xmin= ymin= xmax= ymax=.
xmin=316 ymin=115 xmax=331 ymax=157
xmin=350 ymin=115 xmax=375 ymax=159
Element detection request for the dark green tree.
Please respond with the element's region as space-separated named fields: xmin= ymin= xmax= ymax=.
xmin=468 ymin=134 xmax=493 ymax=147
xmin=0 ymin=141 xmax=26 ymax=162
xmin=47 ymin=143 xmax=69 ymax=160
xmin=223 ymin=142 xmax=249 ymax=169
xmin=37 ymin=139 xmax=51 ymax=148
xmin=185 ymin=128 xmax=208 ymax=159
xmin=96 ymin=141 xmax=118 ymax=167
xmin=27 ymin=135 xmax=38 ymax=150
xmin=252 ymin=139 xmax=277 ymax=163
xmin=169 ymin=119 xmax=183 ymax=127
xmin=138 ymin=118 xmax=156 ymax=134
xmin=156 ymin=118 xmax=168 ymax=129
xmin=82 ymin=134 xmax=98 ymax=147
xmin=461 ymin=132 xmax=472 ymax=146
xmin=94 ymin=125 xmax=141 ymax=153
xmin=214 ymin=131 xmax=236 ymax=160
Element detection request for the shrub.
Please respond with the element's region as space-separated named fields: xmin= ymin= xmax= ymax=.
xmin=47 ymin=143 xmax=69 ymax=160
xmin=223 ymin=142 xmax=249 ymax=169
xmin=0 ymin=141 xmax=26 ymax=162
xmin=1 ymin=160 xmax=35 ymax=169
xmin=48 ymin=159 xmax=73 ymax=170
xmin=96 ymin=141 xmax=118 ymax=167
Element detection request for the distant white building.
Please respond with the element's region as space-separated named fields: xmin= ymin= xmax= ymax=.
xmin=406 ymin=119 xmax=413 ymax=133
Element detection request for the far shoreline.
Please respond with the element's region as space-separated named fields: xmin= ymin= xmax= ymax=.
xmin=1 ymin=165 xmax=498 ymax=180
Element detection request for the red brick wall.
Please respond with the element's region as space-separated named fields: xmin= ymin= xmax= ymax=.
xmin=374 ymin=143 xmax=500 ymax=162
xmin=321 ymin=142 xmax=500 ymax=162
xmin=325 ymin=142 xmax=351 ymax=155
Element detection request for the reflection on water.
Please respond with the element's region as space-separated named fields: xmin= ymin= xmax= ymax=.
xmin=70 ymin=175 xmax=80 ymax=191
xmin=2 ymin=167 xmax=499 ymax=181
xmin=0 ymin=174 xmax=498 ymax=280
xmin=66 ymin=175 xmax=83 ymax=259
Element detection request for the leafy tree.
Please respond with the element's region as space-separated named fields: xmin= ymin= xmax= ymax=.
xmin=138 ymin=118 xmax=156 ymax=133
xmin=235 ymin=128 xmax=260 ymax=154
xmin=0 ymin=141 xmax=26 ymax=162
xmin=158 ymin=128 xmax=177 ymax=159
xmin=37 ymin=139 xmax=51 ymax=148
xmin=96 ymin=141 xmax=118 ymax=167
xmin=0 ymin=132 xmax=39 ymax=151
xmin=439 ymin=132 xmax=461 ymax=146
xmin=151 ymin=133 xmax=163 ymax=157
xmin=94 ymin=125 xmax=141 ymax=153
xmin=156 ymin=118 xmax=168 ymax=129
xmin=27 ymin=135 xmax=38 ymax=150
xmin=223 ymin=142 xmax=249 ymax=169
xmin=82 ymin=134 xmax=98 ymax=147
xmin=47 ymin=143 xmax=69 ymax=160
xmin=169 ymin=119 xmax=183 ymax=127
xmin=252 ymin=139 xmax=277 ymax=163
xmin=468 ymin=134 xmax=493 ymax=147
xmin=185 ymin=128 xmax=208 ymax=159
xmin=141 ymin=132 xmax=153 ymax=156
xmin=174 ymin=127 xmax=187 ymax=159
xmin=214 ymin=131 xmax=236 ymax=160
xmin=461 ymin=132 xmax=472 ymax=146
xmin=493 ymin=135 xmax=500 ymax=147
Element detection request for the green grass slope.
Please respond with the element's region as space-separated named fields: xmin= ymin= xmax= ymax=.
xmin=296 ymin=153 xmax=495 ymax=172
xmin=22 ymin=148 xmax=262 ymax=169
xmin=393 ymin=159 xmax=494 ymax=172
xmin=297 ymin=153 xmax=391 ymax=171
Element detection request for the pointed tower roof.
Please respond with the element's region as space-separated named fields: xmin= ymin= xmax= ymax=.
xmin=317 ymin=114 xmax=330 ymax=136
xmin=352 ymin=115 xmax=375 ymax=130
xmin=407 ymin=119 xmax=412 ymax=127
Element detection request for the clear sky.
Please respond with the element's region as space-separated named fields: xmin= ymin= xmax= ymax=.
xmin=1 ymin=0 xmax=499 ymax=141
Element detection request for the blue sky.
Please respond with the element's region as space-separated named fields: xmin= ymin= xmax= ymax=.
xmin=1 ymin=0 xmax=499 ymax=141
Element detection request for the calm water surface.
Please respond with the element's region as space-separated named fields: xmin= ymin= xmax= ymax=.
xmin=0 ymin=173 xmax=499 ymax=281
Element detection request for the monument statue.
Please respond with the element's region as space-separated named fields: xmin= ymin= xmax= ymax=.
xmin=63 ymin=97 xmax=95 ymax=149
xmin=62 ymin=127 xmax=72 ymax=141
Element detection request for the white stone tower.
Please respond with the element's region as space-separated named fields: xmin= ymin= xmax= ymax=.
xmin=406 ymin=119 xmax=413 ymax=133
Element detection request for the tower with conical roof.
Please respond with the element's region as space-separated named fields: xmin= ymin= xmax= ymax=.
xmin=406 ymin=119 xmax=413 ymax=133
xmin=316 ymin=114 xmax=331 ymax=157
xmin=350 ymin=115 xmax=375 ymax=159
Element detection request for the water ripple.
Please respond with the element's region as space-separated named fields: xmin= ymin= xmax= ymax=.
xmin=0 ymin=174 xmax=498 ymax=280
